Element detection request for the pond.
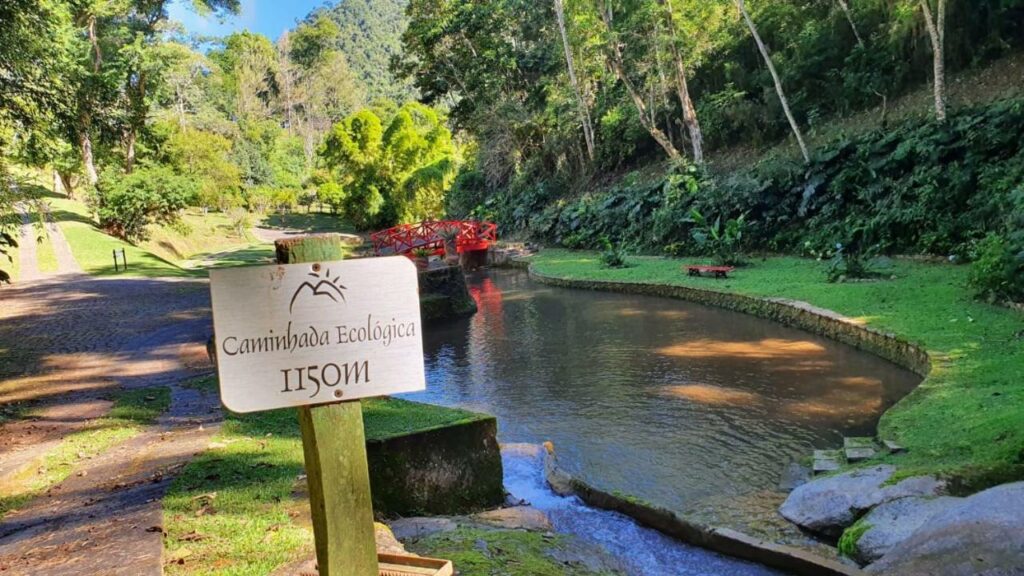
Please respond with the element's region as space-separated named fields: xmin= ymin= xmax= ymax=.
xmin=402 ymin=268 xmax=920 ymax=573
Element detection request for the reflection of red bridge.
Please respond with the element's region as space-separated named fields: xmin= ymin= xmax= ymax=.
xmin=370 ymin=220 xmax=498 ymax=256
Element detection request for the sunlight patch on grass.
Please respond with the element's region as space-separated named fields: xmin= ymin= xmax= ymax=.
xmin=0 ymin=387 xmax=170 ymax=520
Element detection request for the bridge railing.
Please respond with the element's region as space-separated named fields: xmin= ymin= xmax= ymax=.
xmin=370 ymin=220 xmax=497 ymax=256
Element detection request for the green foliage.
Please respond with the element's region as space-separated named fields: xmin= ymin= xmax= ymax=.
xmin=161 ymin=125 xmax=241 ymax=210
xmin=93 ymin=166 xmax=196 ymax=241
xmin=309 ymin=0 xmax=413 ymax=102
xmin=320 ymin=102 xmax=458 ymax=229
xmin=969 ymin=234 xmax=1024 ymax=303
xmin=599 ymin=236 xmax=627 ymax=269
xmin=688 ymin=209 xmax=746 ymax=266
xmin=490 ymin=99 xmax=1024 ymax=268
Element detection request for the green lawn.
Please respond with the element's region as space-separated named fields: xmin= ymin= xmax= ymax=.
xmin=164 ymin=379 xmax=487 ymax=575
xmin=47 ymin=195 xmax=197 ymax=278
xmin=260 ymin=211 xmax=356 ymax=235
xmin=0 ymin=387 xmax=170 ymax=519
xmin=530 ymin=250 xmax=1024 ymax=490
xmin=34 ymin=226 xmax=58 ymax=273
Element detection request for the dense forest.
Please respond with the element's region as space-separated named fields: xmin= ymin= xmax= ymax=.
xmin=1 ymin=0 xmax=1022 ymax=298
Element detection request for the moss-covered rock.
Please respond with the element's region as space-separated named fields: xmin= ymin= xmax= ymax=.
xmin=419 ymin=264 xmax=477 ymax=323
xmin=367 ymin=415 xmax=504 ymax=517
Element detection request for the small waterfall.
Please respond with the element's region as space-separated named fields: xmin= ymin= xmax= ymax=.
xmin=500 ymin=446 xmax=782 ymax=576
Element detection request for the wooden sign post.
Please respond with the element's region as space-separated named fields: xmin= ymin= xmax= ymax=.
xmin=208 ymin=234 xmax=428 ymax=576
xmin=279 ymin=235 xmax=377 ymax=576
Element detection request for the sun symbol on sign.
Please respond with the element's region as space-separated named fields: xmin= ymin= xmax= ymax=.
xmin=289 ymin=269 xmax=347 ymax=313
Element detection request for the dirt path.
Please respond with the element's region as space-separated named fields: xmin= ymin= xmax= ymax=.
xmin=0 ymin=273 xmax=218 ymax=575
xmin=13 ymin=203 xmax=81 ymax=281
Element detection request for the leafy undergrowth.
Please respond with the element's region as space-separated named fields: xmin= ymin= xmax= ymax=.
xmin=163 ymin=385 xmax=488 ymax=575
xmin=407 ymin=527 xmax=619 ymax=576
xmin=531 ymin=251 xmax=1024 ymax=490
xmin=0 ymin=387 xmax=171 ymax=519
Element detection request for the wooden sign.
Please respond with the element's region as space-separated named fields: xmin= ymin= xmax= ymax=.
xmin=209 ymin=256 xmax=426 ymax=413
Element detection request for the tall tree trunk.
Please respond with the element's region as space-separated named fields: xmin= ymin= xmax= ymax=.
xmin=124 ymin=130 xmax=136 ymax=173
xmin=598 ymin=5 xmax=681 ymax=160
xmin=660 ymin=0 xmax=704 ymax=163
xmin=836 ymin=0 xmax=865 ymax=47
xmin=53 ymin=169 xmax=63 ymax=195
xmin=554 ymin=0 xmax=596 ymax=161
xmin=80 ymin=132 xmax=98 ymax=186
xmin=919 ymin=0 xmax=947 ymax=122
xmin=735 ymin=0 xmax=810 ymax=163
xmin=59 ymin=171 xmax=76 ymax=200
xmin=87 ymin=16 xmax=102 ymax=72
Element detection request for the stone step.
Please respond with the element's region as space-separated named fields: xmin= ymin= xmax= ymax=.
xmin=813 ymin=449 xmax=842 ymax=474
xmin=843 ymin=437 xmax=878 ymax=463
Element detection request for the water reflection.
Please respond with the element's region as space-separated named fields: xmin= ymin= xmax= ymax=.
xmin=404 ymin=269 xmax=919 ymax=510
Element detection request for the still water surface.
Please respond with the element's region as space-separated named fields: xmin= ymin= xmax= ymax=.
xmin=405 ymin=268 xmax=919 ymax=511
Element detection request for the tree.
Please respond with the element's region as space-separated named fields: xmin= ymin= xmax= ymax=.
xmin=596 ymin=1 xmax=682 ymax=161
xmin=162 ymin=125 xmax=241 ymax=209
xmin=919 ymin=0 xmax=947 ymax=122
xmin=659 ymin=0 xmax=704 ymax=163
xmin=835 ymin=0 xmax=865 ymax=48
xmin=320 ymin=103 xmax=458 ymax=228
xmin=554 ymin=0 xmax=596 ymax=161
xmin=734 ymin=0 xmax=810 ymax=163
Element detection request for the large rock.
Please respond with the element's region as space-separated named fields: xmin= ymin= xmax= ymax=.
xmin=779 ymin=465 xmax=945 ymax=537
xmin=867 ymin=482 xmax=1024 ymax=575
xmin=389 ymin=517 xmax=458 ymax=542
xmin=848 ymin=495 xmax=962 ymax=564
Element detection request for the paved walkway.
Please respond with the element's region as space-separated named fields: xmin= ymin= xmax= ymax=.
xmin=0 ymin=271 xmax=218 ymax=575
xmin=15 ymin=202 xmax=81 ymax=281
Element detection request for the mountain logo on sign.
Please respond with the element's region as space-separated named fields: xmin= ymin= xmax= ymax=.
xmin=289 ymin=269 xmax=347 ymax=313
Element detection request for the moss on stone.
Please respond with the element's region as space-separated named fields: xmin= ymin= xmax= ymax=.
xmin=838 ymin=518 xmax=872 ymax=558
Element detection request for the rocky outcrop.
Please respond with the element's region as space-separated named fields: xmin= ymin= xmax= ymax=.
xmin=866 ymin=482 xmax=1024 ymax=575
xmin=847 ymin=496 xmax=962 ymax=564
xmin=779 ymin=465 xmax=945 ymax=537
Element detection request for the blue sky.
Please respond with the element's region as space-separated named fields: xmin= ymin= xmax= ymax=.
xmin=168 ymin=0 xmax=331 ymax=41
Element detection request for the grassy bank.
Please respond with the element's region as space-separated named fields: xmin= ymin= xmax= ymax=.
xmin=47 ymin=194 xmax=196 ymax=278
xmin=163 ymin=380 xmax=489 ymax=575
xmin=0 ymin=387 xmax=170 ymax=519
xmin=529 ymin=250 xmax=1023 ymax=490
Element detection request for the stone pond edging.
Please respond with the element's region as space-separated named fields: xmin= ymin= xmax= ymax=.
xmin=525 ymin=265 xmax=931 ymax=377
xmin=542 ymin=443 xmax=865 ymax=576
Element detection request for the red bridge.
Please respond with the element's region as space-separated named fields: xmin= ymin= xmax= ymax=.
xmin=370 ymin=220 xmax=497 ymax=257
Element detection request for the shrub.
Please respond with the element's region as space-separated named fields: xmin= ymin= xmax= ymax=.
xmin=93 ymin=166 xmax=196 ymax=241
xmin=689 ymin=209 xmax=747 ymax=266
xmin=599 ymin=237 xmax=627 ymax=268
xmin=969 ymin=234 xmax=1024 ymax=303
xmin=227 ymin=208 xmax=253 ymax=238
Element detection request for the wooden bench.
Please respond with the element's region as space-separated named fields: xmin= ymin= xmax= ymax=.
xmin=685 ymin=265 xmax=735 ymax=279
